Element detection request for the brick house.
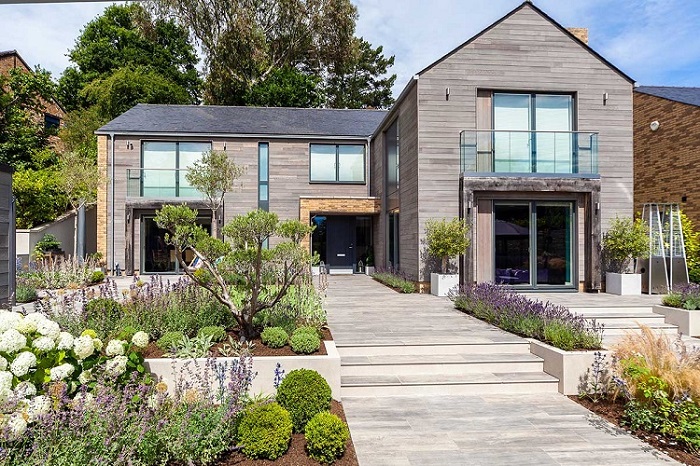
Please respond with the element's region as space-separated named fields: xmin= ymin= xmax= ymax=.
xmin=0 ymin=50 xmax=66 ymax=133
xmin=634 ymin=86 xmax=700 ymax=225
xmin=96 ymin=1 xmax=634 ymax=291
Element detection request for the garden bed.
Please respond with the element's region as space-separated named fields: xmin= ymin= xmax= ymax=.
xmin=216 ymin=400 xmax=358 ymax=466
xmin=572 ymin=396 xmax=700 ymax=466
xmin=142 ymin=328 xmax=334 ymax=358
xmin=653 ymin=304 xmax=700 ymax=337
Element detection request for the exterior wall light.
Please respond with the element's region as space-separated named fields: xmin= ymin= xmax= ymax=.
xmin=650 ymin=120 xmax=660 ymax=131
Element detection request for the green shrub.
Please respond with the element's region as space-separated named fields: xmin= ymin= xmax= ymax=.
xmin=276 ymin=369 xmax=331 ymax=433
xmin=237 ymin=402 xmax=292 ymax=460
xmin=115 ymin=326 xmax=138 ymax=341
xmin=293 ymin=326 xmax=319 ymax=337
xmin=425 ymin=217 xmax=470 ymax=273
xmin=35 ymin=233 xmax=61 ymax=252
xmin=663 ymin=292 xmax=684 ymax=308
xmin=197 ymin=325 xmax=226 ymax=342
xmin=260 ymin=326 xmax=288 ymax=348
xmin=15 ymin=284 xmax=37 ymax=303
xmin=371 ymin=271 xmax=416 ymax=293
xmin=83 ymin=298 xmax=124 ymax=338
xmin=290 ymin=331 xmax=320 ymax=354
xmin=156 ymin=331 xmax=185 ymax=351
xmin=602 ymin=217 xmax=649 ymax=273
xmin=89 ymin=270 xmax=105 ymax=284
xmin=305 ymin=412 xmax=350 ymax=464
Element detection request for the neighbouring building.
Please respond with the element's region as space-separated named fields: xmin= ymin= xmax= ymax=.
xmin=634 ymin=86 xmax=700 ymax=225
xmin=0 ymin=50 xmax=66 ymax=134
xmin=96 ymin=1 xmax=634 ymax=291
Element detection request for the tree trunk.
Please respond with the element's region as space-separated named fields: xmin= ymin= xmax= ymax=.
xmin=211 ymin=209 xmax=218 ymax=239
xmin=441 ymin=256 xmax=448 ymax=274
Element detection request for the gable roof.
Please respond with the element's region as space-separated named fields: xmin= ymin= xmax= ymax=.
xmin=96 ymin=104 xmax=388 ymax=138
xmin=635 ymin=86 xmax=700 ymax=107
xmin=417 ymin=1 xmax=635 ymax=84
xmin=0 ymin=50 xmax=32 ymax=71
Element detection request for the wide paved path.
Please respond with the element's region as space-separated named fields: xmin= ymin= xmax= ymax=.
xmin=325 ymin=275 xmax=677 ymax=466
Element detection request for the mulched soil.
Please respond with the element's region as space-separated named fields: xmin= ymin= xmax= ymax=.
xmin=215 ymin=400 xmax=359 ymax=466
xmin=571 ymin=396 xmax=700 ymax=466
xmin=142 ymin=328 xmax=332 ymax=359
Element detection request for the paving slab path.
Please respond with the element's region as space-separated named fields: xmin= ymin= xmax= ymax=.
xmin=325 ymin=275 xmax=678 ymax=466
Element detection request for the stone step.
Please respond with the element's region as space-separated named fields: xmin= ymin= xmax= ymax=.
xmin=569 ymin=306 xmax=656 ymax=314
xmin=580 ymin=315 xmax=668 ymax=326
xmin=335 ymin=341 xmax=532 ymax=357
xmin=601 ymin=324 xmax=679 ymax=336
xmin=340 ymin=372 xmax=560 ymax=397
xmin=340 ymin=352 xmax=544 ymax=377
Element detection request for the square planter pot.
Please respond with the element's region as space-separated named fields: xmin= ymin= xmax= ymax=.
xmin=653 ymin=304 xmax=700 ymax=337
xmin=605 ymin=272 xmax=641 ymax=295
xmin=529 ymin=340 xmax=611 ymax=395
xmin=364 ymin=266 xmax=375 ymax=276
xmin=311 ymin=266 xmax=320 ymax=276
xmin=431 ymin=273 xmax=459 ymax=297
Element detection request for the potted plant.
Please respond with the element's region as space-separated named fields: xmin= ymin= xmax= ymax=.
xmin=602 ymin=216 xmax=648 ymax=295
xmin=364 ymin=248 xmax=375 ymax=276
xmin=311 ymin=252 xmax=321 ymax=276
xmin=426 ymin=218 xmax=470 ymax=296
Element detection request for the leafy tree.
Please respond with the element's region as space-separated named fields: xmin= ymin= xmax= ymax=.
xmin=59 ymin=106 xmax=106 ymax=161
xmin=245 ymin=67 xmax=324 ymax=108
xmin=150 ymin=0 xmax=395 ymax=108
xmin=325 ymin=37 xmax=396 ymax=109
xmin=80 ymin=66 xmax=192 ymax=120
xmin=154 ymin=205 xmax=313 ymax=340
xmin=184 ymin=150 xmax=245 ymax=238
xmin=680 ymin=211 xmax=700 ymax=283
xmin=58 ymin=3 xmax=201 ymax=111
xmin=425 ymin=218 xmax=470 ymax=274
xmin=0 ymin=67 xmax=57 ymax=168
xmin=57 ymin=151 xmax=102 ymax=212
xmin=13 ymin=168 xmax=68 ymax=229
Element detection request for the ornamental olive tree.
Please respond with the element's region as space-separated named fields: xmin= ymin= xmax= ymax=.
xmin=155 ymin=205 xmax=313 ymax=339
xmin=425 ymin=218 xmax=470 ymax=274
xmin=184 ymin=150 xmax=245 ymax=238
xmin=601 ymin=217 xmax=649 ymax=274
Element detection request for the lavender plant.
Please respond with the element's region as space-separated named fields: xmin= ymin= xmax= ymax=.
xmin=450 ymin=283 xmax=603 ymax=350
xmin=663 ymin=283 xmax=700 ymax=310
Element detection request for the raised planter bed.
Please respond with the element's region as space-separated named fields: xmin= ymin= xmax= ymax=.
xmin=653 ymin=304 xmax=700 ymax=337
xmin=145 ymin=340 xmax=342 ymax=399
xmin=529 ymin=340 xmax=610 ymax=395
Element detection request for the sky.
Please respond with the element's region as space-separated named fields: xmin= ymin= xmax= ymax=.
xmin=1 ymin=0 xmax=700 ymax=98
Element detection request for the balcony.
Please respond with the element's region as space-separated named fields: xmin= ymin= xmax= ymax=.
xmin=126 ymin=169 xmax=204 ymax=198
xmin=459 ymin=130 xmax=598 ymax=176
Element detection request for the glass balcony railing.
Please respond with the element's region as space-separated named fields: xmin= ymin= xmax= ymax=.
xmin=459 ymin=130 xmax=599 ymax=175
xmin=126 ymin=169 xmax=204 ymax=198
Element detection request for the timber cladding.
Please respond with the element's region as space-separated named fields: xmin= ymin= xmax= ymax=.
xmin=633 ymin=92 xmax=700 ymax=225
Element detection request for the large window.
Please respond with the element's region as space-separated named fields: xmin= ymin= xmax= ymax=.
xmin=258 ymin=143 xmax=269 ymax=211
xmin=310 ymin=144 xmax=365 ymax=183
xmin=141 ymin=141 xmax=211 ymax=197
xmin=385 ymin=119 xmax=399 ymax=204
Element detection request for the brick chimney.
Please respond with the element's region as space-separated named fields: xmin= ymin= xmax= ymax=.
xmin=567 ymin=28 xmax=589 ymax=45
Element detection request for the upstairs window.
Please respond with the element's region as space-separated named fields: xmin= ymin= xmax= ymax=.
xmin=310 ymin=144 xmax=365 ymax=183
xmin=44 ymin=114 xmax=60 ymax=131
xmin=141 ymin=141 xmax=211 ymax=197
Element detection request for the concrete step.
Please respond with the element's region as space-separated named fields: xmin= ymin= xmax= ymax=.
xmin=335 ymin=341 xmax=531 ymax=357
xmin=600 ymin=322 xmax=679 ymax=335
xmin=569 ymin=306 xmax=656 ymax=314
xmin=340 ymin=352 xmax=544 ymax=377
xmin=340 ymin=372 xmax=560 ymax=397
xmin=580 ymin=315 xmax=668 ymax=326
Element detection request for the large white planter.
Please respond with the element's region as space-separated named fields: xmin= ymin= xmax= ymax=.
xmin=605 ymin=272 xmax=641 ymax=295
xmin=364 ymin=266 xmax=375 ymax=276
xmin=529 ymin=340 xmax=611 ymax=395
xmin=311 ymin=266 xmax=320 ymax=276
xmin=653 ymin=304 xmax=700 ymax=337
xmin=145 ymin=341 xmax=342 ymax=400
xmin=430 ymin=273 xmax=459 ymax=297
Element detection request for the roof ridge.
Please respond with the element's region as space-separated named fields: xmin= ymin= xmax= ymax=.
xmin=135 ymin=103 xmax=388 ymax=112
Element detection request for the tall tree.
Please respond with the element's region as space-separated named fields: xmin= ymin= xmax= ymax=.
xmin=58 ymin=3 xmax=201 ymax=112
xmin=325 ymin=37 xmax=396 ymax=109
xmin=150 ymin=0 xmax=395 ymax=108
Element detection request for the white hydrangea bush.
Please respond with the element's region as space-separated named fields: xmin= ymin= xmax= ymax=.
xmin=0 ymin=310 xmax=151 ymax=440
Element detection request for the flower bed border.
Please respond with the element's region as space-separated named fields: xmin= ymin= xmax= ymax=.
xmin=653 ymin=304 xmax=700 ymax=337
xmin=529 ymin=340 xmax=611 ymax=395
xmin=145 ymin=341 xmax=342 ymax=400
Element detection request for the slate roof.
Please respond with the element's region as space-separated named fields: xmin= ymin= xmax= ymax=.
xmin=96 ymin=104 xmax=388 ymax=138
xmin=635 ymin=86 xmax=700 ymax=107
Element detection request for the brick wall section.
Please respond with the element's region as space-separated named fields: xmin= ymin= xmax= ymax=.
xmin=299 ymin=197 xmax=380 ymax=249
xmin=634 ymin=92 xmax=700 ymax=225
xmin=96 ymin=135 xmax=109 ymax=265
xmin=0 ymin=53 xmax=65 ymax=122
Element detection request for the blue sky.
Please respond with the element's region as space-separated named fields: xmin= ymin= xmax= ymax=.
xmin=1 ymin=0 xmax=699 ymax=97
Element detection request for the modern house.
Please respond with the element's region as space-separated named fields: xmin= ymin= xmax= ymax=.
xmin=96 ymin=1 xmax=634 ymax=291
xmin=634 ymin=86 xmax=700 ymax=226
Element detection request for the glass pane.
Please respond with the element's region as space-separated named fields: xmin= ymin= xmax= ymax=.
xmin=338 ymin=145 xmax=365 ymax=182
xmin=385 ymin=120 xmax=399 ymax=198
xmin=494 ymin=94 xmax=531 ymax=172
xmin=143 ymin=217 xmax=176 ymax=273
xmin=536 ymin=204 xmax=572 ymax=285
xmin=142 ymin=142 xmax=176 ymax=197
xmin=259 ymin=143 xmax=269 ymax=182
xmin=179 ymin=142 xmax=210 ymax=196
xmin=311 ymin=216 xmax=327 ymax=264
xmin=494 ymin=204 xmax=531 ymax=285
xmin=535 ymin=95 xmax=572 ymax=173
xmin=259 ymin=184 xmax=268 ymax=201
xmin=310 ymin=144 xmax=336 ymax=181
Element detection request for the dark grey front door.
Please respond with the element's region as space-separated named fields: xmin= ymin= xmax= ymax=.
xmin=326 ymin=216 xmax=354 ymax=271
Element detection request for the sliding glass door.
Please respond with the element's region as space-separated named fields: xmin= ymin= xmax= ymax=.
xmin=494 ymin=201 xmax=574 ymax=288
